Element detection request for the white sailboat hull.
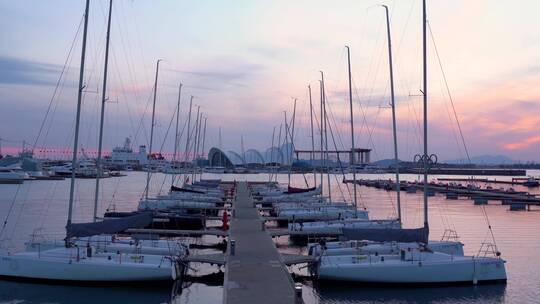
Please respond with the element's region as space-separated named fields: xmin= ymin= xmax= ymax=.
xmin=138 ymin=199 xmax=216 ymax=211
xmin=26 ymin=236 xmax=188 ymax=257
xmin=318 ymin=252 xmax=506 ymax=284
xmin=310 ymin=240 xmax=464 ymax=256
xmin=0 ymin=171 xmax=28 ymax=180
xmin=0 ymin=249 xmax=174 ymax=282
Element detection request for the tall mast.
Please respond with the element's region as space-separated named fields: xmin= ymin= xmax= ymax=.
xmin=66 ymin=0 xmax=90 ymax=237
xmin=284 ymin=111 xmax=290 ymax=186
xmin=383 ymin=5 xmax=402 ymax=224
xmin=201 ymin=117 xmax=207 ymax=161
xmin=291 ymin=99 xmax=297 ymax=148
xmin=172 ymin=82 xmax=182 ymax=187
xmin=191 ymin=106 xmax=200 ymax=183
xmin=197 ymin=112 xmax=203 ymax=159
xmin=196 ymin=111 xmax=203 ymax=180
xmin=240 ymin=134 xmax=245 ymax=165
xmin=145 ymin=59 xmax=162 ymax=200
xmin=290 ymin=99 xmax=297 ymax=172
xmin=422 ymin=0 xmax=429 ymax=231
xmin=183 ymin=96 xmax=193 ymax=183
xmin=194 ymin=110 xmax=202 ymax=160
xmin=321 ymin=71 xmax=332 ymax=202
xmin=218 ymin=126 xmax=222 ymax=150
xmin=276 ymin=123 xmax=282 ymax=183
xmin=308 ymin=85 xmax=316 ymax=187
xmin=345 ymin=46 xmax=358 ymax=217
xmin=269 ymin=126 xmax=276 ymax=183
xmin=93 ymin=0 xmax=113 ymax=222
xmin=318 ymin=80 xmax=324 ymax=193
xmin=199 ymin=116 xmax=207 ymax=181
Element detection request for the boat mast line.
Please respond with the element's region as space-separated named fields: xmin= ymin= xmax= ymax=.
xmin=382 ymin=5 xmax=402 ymax=224
xmin=345 ymin=46 xmax=358 ymax=217
xmin=144 ymin=59 xmax=162 ymax=200
xmin=93 ymin=0 xmax=113 ymax=222
xmin=172 ymin=83 xmax=183 ymax=187
xmin=66 ymin=0 xmax=90 ymax=245
xmin=422 ymin=0 xmax=429 ymax=231
xmin=308 ymin=85 xmax=317 ymax=188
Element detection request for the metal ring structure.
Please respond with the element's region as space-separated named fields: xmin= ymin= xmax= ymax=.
xmin=414 ymin=153 xmax=438 ymax=168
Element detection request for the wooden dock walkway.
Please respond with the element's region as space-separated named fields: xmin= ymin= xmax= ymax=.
xmin=224 ymin=181 xmax=298 ymax=304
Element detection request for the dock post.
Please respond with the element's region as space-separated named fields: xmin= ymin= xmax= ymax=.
xmin=295 ymin=283 xmax=303 ymax=303
xmin=230 ymin=239 xmax=236 ymax=255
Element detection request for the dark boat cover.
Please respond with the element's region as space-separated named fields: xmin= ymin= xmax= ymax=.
xmin=66 ymin=212 xmax=153 ymax=238
xmin=170 ymin=185 xmax=205 ymax=194
xmin=284 ymin=186 xmax=316 ymax=194
xmin=342 ymin=227 xmax=429 ymax=243
xmin=196 ymin=179 xmax=221 ymax=188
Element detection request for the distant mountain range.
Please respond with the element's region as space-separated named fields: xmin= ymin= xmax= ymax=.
xmin=372 ymin=154 xmax=522 ymax=167
xmin=371 ymin=159 xmax=402 ymax=167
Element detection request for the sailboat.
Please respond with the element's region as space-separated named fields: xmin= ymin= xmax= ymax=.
xmin=315 ymin=1 xmax=506 ymax=284
xmin=310 ymin=8 xmax=464 ymax=257
xmin=0 ymin=1 xmax=180 ymax=282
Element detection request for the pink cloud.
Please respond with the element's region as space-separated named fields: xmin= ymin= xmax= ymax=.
xmin=503 ymin=135 xmax=540 ymax=151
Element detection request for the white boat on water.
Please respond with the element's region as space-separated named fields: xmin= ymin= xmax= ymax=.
xmin=261 ymin=187 xmax=322 ymax=203
xmin=50 ymin=159 xmax=107 ymax=178
xmin=25 ymin=234 xmax=189 ymax=257
xmin=0 ymin=165 xmax=29 ymax=182
xmin=308 ymin=239 xmax=464 ymax=256
xmin=157 ymin=192 xmax=222 ymax=203
xmin=138 ymin=199 xmax=216 ymax=211
xmin=0 ymin=247 xmax=176 ymax=282
xmin=275 ymin=201 xmax=352 ymax=213
xmin=203 ymin=166 xmax=226 ymax=174
xmin=316 ymin=249 xmax=506 ymax=284
xmin=290 ymin=219 xmax=398 ymax=233
xmin=277 ymin=207 xmax=366 ymax=221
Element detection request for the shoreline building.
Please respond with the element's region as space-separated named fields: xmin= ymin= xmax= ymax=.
xmin=105 ymin=138 xmax=148 ymax=169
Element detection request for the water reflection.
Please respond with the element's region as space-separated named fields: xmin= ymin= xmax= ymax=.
xmin=0 ymin=281 xmax=171 ymax=304
xmin=1 ymin=172 xmax=539 ymax=303
xmin=310 ymin=281 xmax=507 ymax=304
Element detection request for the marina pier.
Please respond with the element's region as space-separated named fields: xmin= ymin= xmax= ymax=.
xmin=224 ymin=181 xmax=302 ymax=304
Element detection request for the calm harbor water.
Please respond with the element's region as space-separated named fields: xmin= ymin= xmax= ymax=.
xmin=0 ymin=171 xmax=539 ymax=303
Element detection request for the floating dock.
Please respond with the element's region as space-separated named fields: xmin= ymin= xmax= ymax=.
xmin=402 ymin=168 xmax=526 ymax=176
xmin=224 ymin=181 xmax=300 ymax=304
xmin=347 ymin=178 xmax=540 ymax=210
xmin=437 ymin=177 xmax=539 ymax=187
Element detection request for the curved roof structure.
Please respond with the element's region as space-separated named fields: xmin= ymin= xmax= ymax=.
xmin=207 ymin=145 xmax=293 ymax=166
xmin=245 ymin=149 xmax=265 ymax=164
xmin=208 ymin=147 xmax=234 ymax=168
xmin=264 ymin=147 xmax=283 ymax=164
xmin=226 ymin=150 xmax=245 ymax=165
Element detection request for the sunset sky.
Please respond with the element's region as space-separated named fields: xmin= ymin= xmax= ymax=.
xmin=1 ymin=0 xmax=539 ymax=162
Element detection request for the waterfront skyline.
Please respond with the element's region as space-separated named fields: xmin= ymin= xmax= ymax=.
xmin=1 ymin=0 xmax=540 ymax=162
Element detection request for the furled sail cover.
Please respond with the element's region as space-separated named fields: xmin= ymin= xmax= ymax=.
xmin=196 ymin=179 xmax=221 ymax=187
xmin=170 ymin=185 xmax=205 ymax=194
xmin=66 ymin=212 xmax=153 ymax=238
xmin=342 ymin=227 xmax=429 ymax=243
xmin=285 ymin=186 xmax=316 ymax=194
